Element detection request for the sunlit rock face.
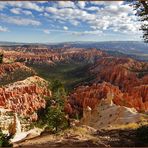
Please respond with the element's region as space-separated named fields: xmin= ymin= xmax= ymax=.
xmin=90 ymin=57 xmax=148 ymax=92
xmin=65 ymin=57 xmax=148 ymax=116
xmin=0 ymin=109 xmax=27 ymax=135
xmin=0 ymin=76 xmax=51 ymax=120
xmin=80 ymin=93 xmax=145 ymax=129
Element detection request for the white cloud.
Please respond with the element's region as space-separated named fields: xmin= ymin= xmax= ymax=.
xmin=45 ymin=7 xmax=57 ymax=14
xmin=56 ymin=1 xmax=75 ymax=8
xmin=10 ymin=8 xmax=33 ymax=16
xmin=44 ymin=2 xmax=140 ymax=34
xmin=0 ymin=1 xmax=142 ymax=36
xmin=86 ymin=7 xmax=99 ymax=11
xmin=90 ymin=1 xmax=123 ymax=6
xmin=0 ymin=3 xmax=5 ymax=11
xmin=72 ymin=30 xmax=102 ymax=36
xmin=0 ymin=26 xmax=8 ymax=32
xmin=23 ymin=10 xmax=33 ymax=16
xmin=45 ymin=2 xmax=140 ymax=34
xmin=70 ymin=20 xmax=79 ymax=26
xmin=10 ymin=8 xmax=21 ymax=14
xmin=0 ymin=14 xmax=41 ymax=26
xmin=43 ymin=29 xmax=50 ymax=34
xmin=63 ymin=26 xmax=68 ymax=30
xmin=77 ymin=2 xmax=86 ymax=9
xmin=5 ymin=2 xmax=43 ymax=12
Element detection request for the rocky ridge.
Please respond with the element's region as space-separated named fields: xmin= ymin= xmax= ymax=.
xmin=81 ymin=92 xmax=147 ymax=129
xmin=1 ymin=47 xmax=105 ymax=65
xmin=0 ymin=62 xmax=35 ymax=86
xmin=0 ymin=76 xmax=51 ymax=120
xmin=65 ymin=82 xmax=148 ymax=117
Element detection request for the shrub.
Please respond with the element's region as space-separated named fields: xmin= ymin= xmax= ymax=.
xmin=35 ymin=80 xmax=69 ymax=132
xmin=45 ymin=106 xmax=68 ymax=132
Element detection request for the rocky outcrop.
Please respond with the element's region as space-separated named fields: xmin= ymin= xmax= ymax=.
xmin=0 ymin=76 xmax=51 ymax=120
xmin=0 ymin=62 xmax=35 ymax=86
xmin=1 ymin=47 xmax=105 ymax=65
xmin=0 ymin=62 xmax=33 ymax=77
xmin=0 ymin=108 xmax=14 ymax=134
xmin=80 ymin=92 xmax=146 ymax=129
xmin=68 ymin=57 xmax=148 ymax=113
xmin=65 ymin=81 xmax=148 ymax=117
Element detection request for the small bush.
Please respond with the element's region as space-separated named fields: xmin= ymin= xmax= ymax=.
xmin=35 ymin=80 xmax=69 ymax=133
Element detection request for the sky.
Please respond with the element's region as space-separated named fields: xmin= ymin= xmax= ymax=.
xmin=0 ymin=1 xmax=144 ymax=43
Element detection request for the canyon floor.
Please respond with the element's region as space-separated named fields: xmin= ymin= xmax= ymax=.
xmin=27 ymin=62 xmax=92 ymax=91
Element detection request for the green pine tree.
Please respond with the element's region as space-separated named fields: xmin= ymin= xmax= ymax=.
xmin=134 ymin=1 xmax=148 ymax=43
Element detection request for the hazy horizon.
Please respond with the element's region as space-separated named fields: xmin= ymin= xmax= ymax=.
xmin=0 ymin=40 xmax=146 ymax=45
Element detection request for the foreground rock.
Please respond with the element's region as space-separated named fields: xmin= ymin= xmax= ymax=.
xmin=81 ymin=93 xmax=148 ymax=129
xmin=13 ymin=126 xmax=107 ymax=147
xmin=13 ymin=125 xmax=148 ymax=147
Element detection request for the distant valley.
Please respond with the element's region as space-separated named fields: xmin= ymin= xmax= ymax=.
xmin=1 ymin=41 xmax=147 ymax=61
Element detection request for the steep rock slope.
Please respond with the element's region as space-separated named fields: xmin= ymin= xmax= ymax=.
xmin=65 ymin=81 xmax=148 ymax=117
xmin=0 ymin=76 xmax=51 ymax=120
xmin=0 ymin=62 xmax=35 ymax=86
xmin=90 ymin=57 xmax=148 ymax=91
xmin=90 ymin=57 xmax=148 ymax=111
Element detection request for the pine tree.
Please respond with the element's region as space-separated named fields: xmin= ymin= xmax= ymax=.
xmin=134 ymin=1 xmax=148 ymax=43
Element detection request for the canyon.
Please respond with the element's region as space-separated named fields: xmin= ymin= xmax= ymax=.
xmin=1 ymin=46 xmax=105 ymax=65
xmin=0 ymin=45 xmax=147 ymax=146
xmin=0 ymin=76 xmax=51 ymax=121
xmin=66 ymin=57 xmax=148 ymax=117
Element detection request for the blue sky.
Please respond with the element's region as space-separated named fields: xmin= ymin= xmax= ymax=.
xmin=0 ymin=1 xmax=143 ymax=43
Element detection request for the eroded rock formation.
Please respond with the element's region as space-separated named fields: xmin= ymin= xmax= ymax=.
xmin=0 ymin=76 xmax=51 ymax=120
xmin=1 ymin=47 xmax=105 ymax=65
xmin=90 ymin=57 xmax=148 ymax=92
xmin=80 ymin=92 xmax=146 ymax=129
xmin=0 ymin=62 xmax=34 ymax=78
xmin=65 ymin=57 xmax=148 ymax=116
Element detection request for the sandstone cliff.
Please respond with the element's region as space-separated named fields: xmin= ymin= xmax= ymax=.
xmin=0 ymin=76 xmax=51 ymax=120
xmin=65 ymin=81 xmax=148 ymax=117
xmin=80 ymin=92 xmax=147 ymax=129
